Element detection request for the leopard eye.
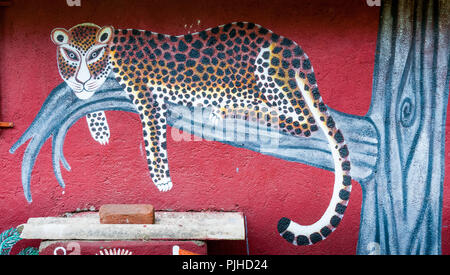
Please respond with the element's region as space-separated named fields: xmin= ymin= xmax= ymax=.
xmin=89 ymin=48 xmax=104 ymax=61
xmin=64 ymin=49 xmax=79 ymax=61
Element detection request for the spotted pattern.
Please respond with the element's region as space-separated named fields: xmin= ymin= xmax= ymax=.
xmin=57 ymin=25 xmax=111 ymax=81
xmin=54 ymin=24 xmax=113 ymax=144
xmin=55 ymin=22 xmax=352 ymax=246
xmin=86 ymin=111 xmax=110 ymax=145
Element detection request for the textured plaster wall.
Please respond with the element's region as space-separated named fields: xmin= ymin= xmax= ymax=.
xmin=1 ymin=0 xmax=440 ymax=255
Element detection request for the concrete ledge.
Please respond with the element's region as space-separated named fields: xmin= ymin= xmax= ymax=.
xmin=19 ymin=212 xmax=245 ymax=241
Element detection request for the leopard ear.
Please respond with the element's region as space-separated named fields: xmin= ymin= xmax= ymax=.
xmin=51 ymin=28 xmax=69 ymax=45
xmin=96 ymin=26 xmax=114 ymax=44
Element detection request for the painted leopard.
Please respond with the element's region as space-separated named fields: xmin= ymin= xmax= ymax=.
xmin=51 ymin=22 xmax=352 ymax=246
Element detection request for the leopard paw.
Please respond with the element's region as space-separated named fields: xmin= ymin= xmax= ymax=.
xmin=94 ymin=133 xmax=110 ymax=145
xmin=155 ymin=180 xmax=173 ymax=192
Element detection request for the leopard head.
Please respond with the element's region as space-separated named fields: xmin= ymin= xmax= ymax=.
xmin=51 ymin=23 xmax=114 ymax=99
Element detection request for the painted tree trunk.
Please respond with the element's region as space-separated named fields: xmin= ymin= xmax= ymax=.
xmin=10 ymin=0 xmax=449 ymax=254
xmin=357 ymin=0 xmax=449 ymax=255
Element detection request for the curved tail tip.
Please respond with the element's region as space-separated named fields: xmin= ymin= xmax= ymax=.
xmin=277 ymin=217 xmax=334 ymax=246
xmin=277 ymin=217 xmax=313 ymax=245
xmin=277 ymin=217 xmax=291 ymax=233
xmin=277 ymin=217 xmax=296 ymax=244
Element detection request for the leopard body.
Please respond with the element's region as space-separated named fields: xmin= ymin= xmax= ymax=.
xmin=51 ymin=22 xmax=352 ymax=246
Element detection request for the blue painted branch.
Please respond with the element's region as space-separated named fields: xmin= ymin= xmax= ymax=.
xmin=9 ymin=80 xmax=136 ymax=201
xmin=166 ymin=102 xmax=378 ymax=182
xmin=10 ymin=76 xmax=377 ymax=202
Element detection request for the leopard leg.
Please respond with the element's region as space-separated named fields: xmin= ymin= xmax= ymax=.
xmin=86 ymin=111 xmax=110 ymax=145
xmin=138 ymin=98 xmax=173 ymax=192
xmin=112 ymin=66 xmax=173 ymax=191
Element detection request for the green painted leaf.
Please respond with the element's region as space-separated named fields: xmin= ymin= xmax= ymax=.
xmin=0 ymin=228 xmax=22 ymax=255
xmin=18 ymin=247 xmax=39 ymax=255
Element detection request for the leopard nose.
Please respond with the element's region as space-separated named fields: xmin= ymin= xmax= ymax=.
xmin=76 ymin=59 xmax=91 ymax=84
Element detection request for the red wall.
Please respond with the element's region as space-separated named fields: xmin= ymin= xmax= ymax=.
xmin=1 ymin=0 xmax=438 ymax=255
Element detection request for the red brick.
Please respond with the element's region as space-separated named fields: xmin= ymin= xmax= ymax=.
xmin=99 ymin=204 xmax=155 ymax=224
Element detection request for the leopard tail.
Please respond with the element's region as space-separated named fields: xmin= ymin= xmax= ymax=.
xmin=276 ymin=72 xmax=352 ymax=246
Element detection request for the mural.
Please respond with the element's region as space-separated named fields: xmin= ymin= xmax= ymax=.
xmin=7 ymin=0 xmax=449 ymax=254
xmin=11 ymin=22 xmax=352 ymax=247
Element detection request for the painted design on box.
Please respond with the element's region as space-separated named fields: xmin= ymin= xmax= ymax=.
xmin=96 ymin=248 xmax=133 ymax=255
xmin=11 ymin=22 xmax=352 ymax=247
xmin=172 ymin=245 xmax=199 ymax=255
xmin=40 ymin=240 xmax=206 ymax=255
xmin=0 ymin=228 xmax=39 ymax=255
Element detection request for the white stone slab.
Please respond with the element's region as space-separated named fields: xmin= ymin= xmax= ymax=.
xmin=19 ymin=212 xmax=245 ymax=241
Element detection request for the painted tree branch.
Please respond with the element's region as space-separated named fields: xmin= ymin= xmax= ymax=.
xmin=9 ymin=80 xmax=137 ymax=202
xmin=9 ymin=77 xmax=378 ymax=201
xmin=167 ymin=102 xmax=378 ymax=182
